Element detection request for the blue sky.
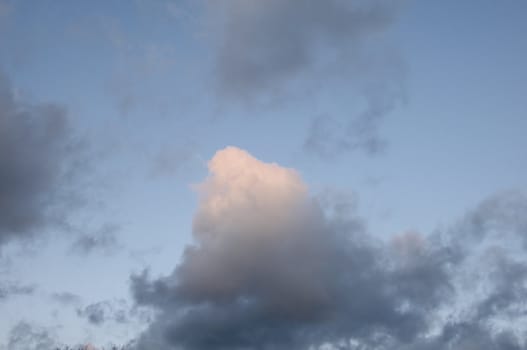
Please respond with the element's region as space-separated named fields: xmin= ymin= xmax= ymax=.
xmin=0 ymin=1 xmax=526 ymax=349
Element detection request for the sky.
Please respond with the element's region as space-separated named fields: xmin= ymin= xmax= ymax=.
xmin=0 ymin=0 xmax=526 ymax=349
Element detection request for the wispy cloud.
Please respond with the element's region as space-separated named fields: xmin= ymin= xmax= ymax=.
xmin=205 ymin=0 xmax=406 ymax=156
xmin=70 ymin=223 xmax=121 ymax=256
xmin=5 ymin=322 xmax=59 ymax=350
xmin=0 ymin=281 xmax=35 ymax=301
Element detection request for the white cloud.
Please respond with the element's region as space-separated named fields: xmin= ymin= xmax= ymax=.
xmin=193 ymin=146 xmax=313 ymax=241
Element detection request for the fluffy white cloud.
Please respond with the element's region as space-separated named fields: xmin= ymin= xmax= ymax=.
xmin=178 ymin=146 xmax=331 ymax=309
xmin=194 ymin=146 xmax=314 ymax=241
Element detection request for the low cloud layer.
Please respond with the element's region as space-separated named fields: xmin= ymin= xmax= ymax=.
xmin=0 ymin=71 xmax=81 ymax=247
xmin=128 ymin=147 xmax=527 ymax=349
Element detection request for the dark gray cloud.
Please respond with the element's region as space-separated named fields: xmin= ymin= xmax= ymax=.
xmin=0 ymin=281 xmax=35 ymax=300
xmin=128 ymin=148 xmax=527 ymax=349
xmin=0 ymin=71 xmax=82 ymax=247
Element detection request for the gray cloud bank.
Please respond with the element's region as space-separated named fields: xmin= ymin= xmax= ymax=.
xmin=130 ymin=147 xmax=527 ymax=350
xmin=0 ymin=71 xmax=82 ymax=247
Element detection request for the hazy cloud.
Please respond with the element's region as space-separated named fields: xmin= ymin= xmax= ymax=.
xmin=304 ymin=113 xmax=387 ymax=159
xmin=209 ymin=0 xmax=401 ymax=98
xmin=50 ymin=291 xmax=82 ymax=306
xmin=0 ymin=281 xmax=35 ymax=300
xmin=77 ymin=299 xmax=151 ymax=327
xmin=77 ymin=300 xmax=127 ymax=326
xmin=5 ymin=322 xmax=59 ymax=350
xmin=150 ymin=143 xmax=199 ymax=178
xmin=71 ymin=223 xmax=120 ymax=255
xmin=206 ymin=0 xmax=406 ymax=156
